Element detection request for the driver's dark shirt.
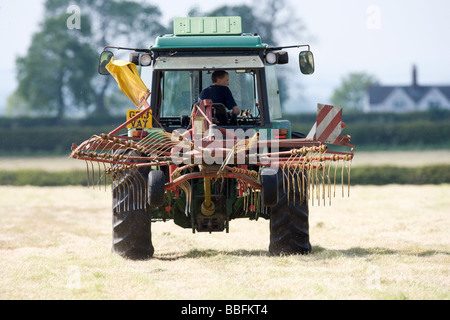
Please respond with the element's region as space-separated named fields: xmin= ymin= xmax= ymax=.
xmin=199 ymin=85 xmax=237 ymax=110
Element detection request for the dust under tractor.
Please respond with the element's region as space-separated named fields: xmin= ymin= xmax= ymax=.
xmin=71 ymin=17 xmax=354 ymax=259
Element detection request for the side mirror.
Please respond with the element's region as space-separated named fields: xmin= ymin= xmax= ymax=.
xmin=98 ymin=51 xmax=114 ymax=75
xmin=299 ymin=51 xmax=315 ymax=75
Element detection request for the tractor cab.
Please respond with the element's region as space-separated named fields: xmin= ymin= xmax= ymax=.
xmin=98 ymin=16 xmax=314 ymax=134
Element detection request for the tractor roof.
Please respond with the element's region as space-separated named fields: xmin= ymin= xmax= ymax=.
xmin=151 ymin=16 xmax=267 ymax=51
xmin=151 ymin=34 xmax=266 ymax=51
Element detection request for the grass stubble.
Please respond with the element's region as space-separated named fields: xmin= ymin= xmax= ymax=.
xmin=0 ymin=183 xmax=448 ymax=300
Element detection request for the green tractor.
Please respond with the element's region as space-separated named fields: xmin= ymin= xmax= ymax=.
xmin=72 ymin=16 xmax=354 ymax=259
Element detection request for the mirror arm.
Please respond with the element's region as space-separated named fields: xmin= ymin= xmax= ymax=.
xmin=103 ymin=46 xmax=151 ymax=53
xmin=267 ymin=44 xmax=310 ymax=51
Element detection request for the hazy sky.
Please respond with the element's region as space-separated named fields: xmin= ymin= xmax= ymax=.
xmin=1 ymin=0 xmax=449 ymax=113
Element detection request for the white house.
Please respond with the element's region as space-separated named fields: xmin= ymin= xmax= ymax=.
xmin=364 ymin=66 xmax=450 ymax=113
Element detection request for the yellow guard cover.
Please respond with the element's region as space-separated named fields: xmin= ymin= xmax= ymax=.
xmin=106 ymin=57 xmax=150 ymax=107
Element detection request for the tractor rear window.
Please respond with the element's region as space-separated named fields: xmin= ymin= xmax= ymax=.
xmin=160 ymin=70 xmax=258 ymax=120
xmin=160 ymin=71 xmax=199 ymax=118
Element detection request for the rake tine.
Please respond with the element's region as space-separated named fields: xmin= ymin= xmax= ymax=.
xmin=334 ymin=159 xmax=339 ymax=198
xmin=327 ymin=163 xmax=332 ymax=205
xmin=315 ymin=162 xmax=319 ymax=206
xmin=341 ymin=159 xmax=345 ymax=198
xmin=96 ymin=161 xmax=102 ymax=190
xmin=137 ymin=167 xmax=147 ymax=209
xmin=129 ymin=167 xmax=138 ymax=210
xmin=84 ymin=160 xmax=91 ymax=188
xmin=321 ymin=164 xmax=326 ymax=206
xmin=348 ymin=159 xmax=352 ymax=197
xmin=116 ymin=170 xmax=126 ymax=212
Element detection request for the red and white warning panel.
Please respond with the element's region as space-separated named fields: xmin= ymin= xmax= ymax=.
xmin=307 ymin=104 xmax=348 ymax=145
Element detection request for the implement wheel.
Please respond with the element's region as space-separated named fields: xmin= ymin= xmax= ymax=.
xmin=147 ymin=170 xmax=165 ymax=207
xmin=260 ymin=168 xmax=279 ymax=207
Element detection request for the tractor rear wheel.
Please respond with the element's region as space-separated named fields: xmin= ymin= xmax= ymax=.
xmin=269 ymin=170 xmax=311 ymax=255
xmin=112 ymin=150 xmax=153 ymax=260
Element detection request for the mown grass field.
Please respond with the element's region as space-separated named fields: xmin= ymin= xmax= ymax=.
xmin=0 ymin=184 xmax=448 ymax=300
xmin=0 ymin=152 xmax=449 ymax=300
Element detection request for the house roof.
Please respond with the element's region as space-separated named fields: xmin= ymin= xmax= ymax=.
xmin=367 ymin=85 xmax=450 ymax=104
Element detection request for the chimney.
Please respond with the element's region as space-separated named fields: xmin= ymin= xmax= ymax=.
xmin=412 ymin=65 xmax=418 ymax=89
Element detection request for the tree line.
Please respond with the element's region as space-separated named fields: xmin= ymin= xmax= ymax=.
xmin=6 ymin=0 xmax=304 ymax=120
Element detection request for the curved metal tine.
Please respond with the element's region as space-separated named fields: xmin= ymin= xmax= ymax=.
xmin=135 ymin=167 xmax=146 ymax=209
xmin=321 ymin=164 xmax=326 ymax=206
xmin=303 ymin=165 xmax=308 ymax=203
xmin=89 ymin=159 xmax=96 ymax=189
xmin=316 ymin=162 xmax=322 ymax=206
xmin=139 ymin=130 xmax=168 ymax=147
xmin=219 ymin=141 xmax=238 ymax=173
xmin=114 ymin=170 xmax=123 ymax=211
xmin=293 ymin=154 xmax=306 ymax=204
xmin=327 ymin=162 xmax=332 ymax=205
xmin=252 ymin=186 xmax=257 ymax=213
xmin=249 ymin=186 xmax=255 ymax=213
xmin=96 ymin=161 xmax=103 ymax=190
xmin=256 ymin=189 xmax=261 ymax=219
xmin=117 ymin=169 xmax=130 ymax=211
xmin=243 ymin=183 xmax=248 ymax=215
xmin=105 ymin=165 xmax=114 ymax=191
xmin=124 ymin=168 xmax=137 ymax=211
xmin=84 ymin=160 xmax=91 ymax=188
xmin=281 ymin=153 xmax=292 ymax=200
xmin=103 ymin=162 xmax=110 ymax=191
xmin=186 ymin=182 xmax=192 ymax=217
xmin=290 ymin=153 xmax=302 ymax=204
xmin=301 ymin=153 xmax=310 ymax=203
xmin=248 ymin=186 xmax=253 ymax=213
xmin=117 ymin=168 xmax=128 ymax=211
xmin=89 ymin=136 xmax=107 ymax=161
xmin=246 ymin=187 xmax=252 ymax=214
xmin=152 ymin=138 xmax=178 ymax=157
xmin=341 ymin=159 xmax=345 ymax=198
xmin=285 ymin=151 xmax=298 ymax=203
xmin=250 ymin=184 xmax=255 ymax=213
xmin=137 ymin=132 xmax=161 ymax=152
xmin=111 ymin=170 xmax=122 ymax=212
xmin=142 ymin=134 xmax=172 ymax=154
xmin=219 ymin=135 xmax=250 ymax=173
xmin=347 ymin=159 xmax=352 ymax=197
xmin=333 ymin=159 xmax=339 ymax=198
xmin=127 ymin=167 xmax=138 ymax=210
xmin=98 ymin=135 xmax=113 ymax=155
xmin=137 ymin=166 xmax=149 ymax=209
xmin=309 ymin=163 xmax=315 ymax=206
xmin=138 ymin=131 xmax=170 ymax=153
xmin=179 ymin=181 xmax=192 ymax=217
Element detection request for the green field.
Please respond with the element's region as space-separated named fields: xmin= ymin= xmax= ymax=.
xmin=1 ymin=151 xmax=450 ymax=186
xmin=1 ymin=150 xmax=450 ymax=171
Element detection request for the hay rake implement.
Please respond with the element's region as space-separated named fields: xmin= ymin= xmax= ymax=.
xmin=72 ymin=100 xmax=354 ymax=211
xmin=71 ymin=16 xmax=355 ymax=258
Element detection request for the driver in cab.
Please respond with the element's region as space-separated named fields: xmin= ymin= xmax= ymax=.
xmin=199 ymin=70 xmax=240 ymax=124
